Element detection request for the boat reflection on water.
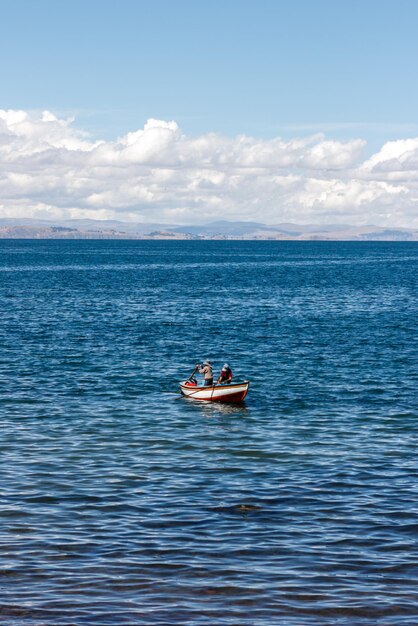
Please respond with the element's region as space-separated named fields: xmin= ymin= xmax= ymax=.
xmin=182 ymin=395 xmax=250 ymax=419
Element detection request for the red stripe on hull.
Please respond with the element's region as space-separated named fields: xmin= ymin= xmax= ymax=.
xmin=208 ymin=389 xmax=248 ymax=403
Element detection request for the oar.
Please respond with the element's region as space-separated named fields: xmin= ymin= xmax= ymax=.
xmin=188 ymin=365 xmax=199 ymax=381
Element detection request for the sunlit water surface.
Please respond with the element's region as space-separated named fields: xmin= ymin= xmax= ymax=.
xmin=0 ymin=240 xmax=417 ymax=625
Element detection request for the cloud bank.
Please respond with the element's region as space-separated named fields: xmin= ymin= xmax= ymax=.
xmin=0 ymin=109 xmax=417 ymax=226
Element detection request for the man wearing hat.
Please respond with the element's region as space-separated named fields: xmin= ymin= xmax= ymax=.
xmin=217 ymin=363 xmax=233 ymax=385
xmin=198 ymin=360 xmax=213 ymax=386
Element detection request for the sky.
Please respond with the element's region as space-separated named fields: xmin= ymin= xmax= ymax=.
xmin=1 ymin=0 xmax=418 ymax=226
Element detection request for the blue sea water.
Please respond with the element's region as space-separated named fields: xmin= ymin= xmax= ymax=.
xmin=0 ymin=240 xmax=417 ymax=625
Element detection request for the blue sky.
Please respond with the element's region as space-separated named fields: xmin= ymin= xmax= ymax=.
xmin=1 ymin=0 xmax=418 ymax=226
xmin=2 ymin=0 xmax=418 ymax=143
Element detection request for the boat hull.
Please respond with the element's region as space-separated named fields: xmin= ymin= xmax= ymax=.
xmin=179 ymin=381 xmax=249 ymax=403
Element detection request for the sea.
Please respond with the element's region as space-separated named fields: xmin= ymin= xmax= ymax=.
xmin=0 ymin=239 xmax=417 ymax=626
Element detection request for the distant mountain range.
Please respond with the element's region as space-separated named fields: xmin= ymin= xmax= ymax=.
xmin=0 ymin=218 xmax=417 ymax=241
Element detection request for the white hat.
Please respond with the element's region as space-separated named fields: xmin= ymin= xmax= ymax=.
xmin=203 ymin=360 xmax=212 ymax=366
xmin=222 ymin=363 xmax=230 ymax=369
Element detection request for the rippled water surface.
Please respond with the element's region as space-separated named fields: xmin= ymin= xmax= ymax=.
xmin=1 ymin=240 xmax=417 ymax=625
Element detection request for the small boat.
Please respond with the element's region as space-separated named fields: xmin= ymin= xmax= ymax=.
xmin=179 ymin=380 xmax=249 ymax=403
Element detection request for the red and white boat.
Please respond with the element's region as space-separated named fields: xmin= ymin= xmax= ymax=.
xmin=179 ymin=380 xmax=250 ymax=403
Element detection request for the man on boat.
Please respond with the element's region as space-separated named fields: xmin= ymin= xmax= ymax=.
xmin=197 ymin=360 xmax=213 ymax=386
xmin=217 ymin=363 xmax=233 ymax=384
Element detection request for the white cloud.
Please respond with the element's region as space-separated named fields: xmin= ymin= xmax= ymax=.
xmin=361 ymin=137 xmax=418 ymax=176
xmin=0 ymin=109 xmax=417 ymax=226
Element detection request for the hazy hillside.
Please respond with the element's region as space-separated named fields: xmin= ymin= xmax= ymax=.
xmin=0 ymin=219 xmax=417 ymax=241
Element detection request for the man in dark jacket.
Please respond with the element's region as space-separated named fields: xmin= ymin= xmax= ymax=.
xmin=217 ymin=363 xmax=232 ymax=384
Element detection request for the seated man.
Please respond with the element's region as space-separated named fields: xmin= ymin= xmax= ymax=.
xmin=217 ymin=363 xmax=232 ymax=384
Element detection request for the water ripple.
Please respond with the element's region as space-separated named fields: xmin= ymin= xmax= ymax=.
xmin=0 ymin=240 xmax=417 ymax=625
